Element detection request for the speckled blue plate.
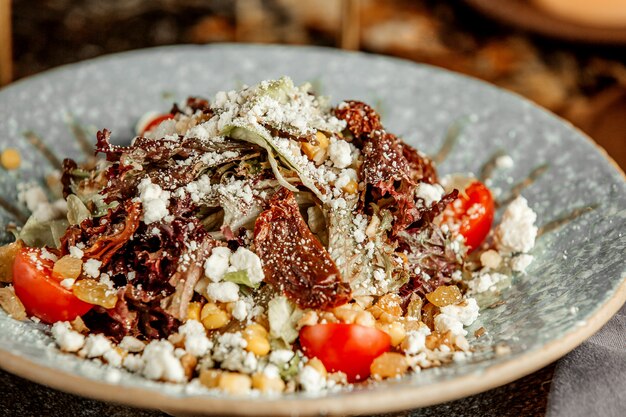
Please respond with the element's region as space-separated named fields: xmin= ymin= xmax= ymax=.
xmin=0 ymin=44 xmax=624 ymax=416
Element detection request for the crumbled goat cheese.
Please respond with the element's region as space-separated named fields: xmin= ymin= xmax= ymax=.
xmin=82 ymin=258 xmax=102 ymax=278
xmin=468 ymin=271 xmax=507 ymax=293
xmin=206 ymin=281 xmax=240 ymax=303
xmin=119 ymin=336 xmax=145 ymax=353
xmin=328 ymin=138 xmax=352 ymax=169
xmin=415 ymin=182 xmax=444 ymax=206
xmin=123 ymin=354 xmax=144 ymax=372
xmin=68 ymin=246 xmax=84 ymax=259
xmin=269 ymin=349 xmax=294 ymax=366
xmin=178 ymin=320 xmax=212 ymax=357
xmin=232 ymin=300 xmax=248 ymax=321
xmin=204 ymin=247 xmax=232 ymax=282
xmin=440 ymin=298 xmax=480 ymax=327
xmin=480 ymin=249 xmax=502 ymax=270
xmin=434 ymin=314 xmax=466 ymax=337
xmin=495 ymin=196 xmax=537 ymax=253
xmin=229 ymin=247 xmax=265 ymax=284
xmin=212 ymin=332 xmax=258 ymax=373
xmin=51 ymin=322 xmax=85 ymax=353
xmin=334 ymin=168 xmax=357 ymax=190
xmin=60 ymin=278 xmax=75 ymax=289
xmin=137 ymin=177 xmax=171 ymax=224
xmin=141 ymin=340 xmax=186 ymax=383
xmin=510 ymin=254 xmax=534 ymax=273
xmin=403 ymin=327 xmax=431 ymax=355
xmin=299 ymin=365 xmax=326 ymax=392
xmin=82 ymin=334 xmax=113 ymax=358
xmin=103 ymin=349 xmax=123 ymax=368
xmin=495 ymin=155 xmax=514 ymax=169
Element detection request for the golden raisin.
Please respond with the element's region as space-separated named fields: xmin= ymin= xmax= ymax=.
xmin=425 ymin=285 xmax=462 ymax=308
xmin=72 ymin=279 xmax=118 ymax=309
xmin=421 ymin=303 xmax=439 ymax=330
xmin=370 ymin=352 xmax=409 ymax=379
xmin=53 ymin=256 xmax=83 ymax=279
xmin=0 ymin=241 xmax=23 ymax=283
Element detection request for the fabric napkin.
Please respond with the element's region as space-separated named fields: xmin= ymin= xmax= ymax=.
xmin=547 ymin=303 xmax=626 ymax=417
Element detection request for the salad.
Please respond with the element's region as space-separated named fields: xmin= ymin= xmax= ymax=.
xmin=0 ymin=77 xmax=538 ymax=394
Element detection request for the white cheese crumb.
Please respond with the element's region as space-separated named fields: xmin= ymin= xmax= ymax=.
xmin=142 ymin=340 xmax=186 ymax=383
xmin=82 ymin=258 xmax=102 ymax=278
xmin=328 ymin=138 xmax=352 ymax=169
xmin=440 ymin=298 xmax=480 ymax=327
xmin=495 ymin=155 xmax=514 ymax=169
xmin=119 ymin=336 xmax=145 ymax=353
xmin=82 ymin=334 xmax=113 ymax=358
xmin=510 ymin=254 xmax=534 ymax=273
xmin=403 ymin=327 xmax=431 ymax=355
xmin=206 ymin=281 xmax=240 ymax=303
xmin=68 ymin=246 xmax=84 ymax=259
xmin=137 ymin=177 xmax=170 ymax=224
xmin=229 ymin=247 xmax=264 ymax=284
xmin=415 ymin=182 xmax=444 ymax=206
xmin=204 ymin=247 xmax=232 ymax=282
xmin=495 ymin=196 xmax=537 ymax=254
xmin=60 ymin=278 xmax=75 ymax=289
xmin=480 ymin=250 xmax=502 ymax=270
xmin=468 ymin=272 xmax=507 ymax=293
xmin=103 ymin=349 xmax=123 ymax=368
xmin=123 ymin=354 xmax=144 ymax=372
xmin=232 ymin=300 xmax=248 ymax=321
xmin=178 ymin=320 xmax=212 ymax=357
xmin=434 ymin=313 xmax=466 ymax=337
xmin=51 ymin=322 xmax=85 ymax=353
xmin=299 ymin=365 xmax=326 ymax=392
xmin=269 ymin=349 xmax=294 ymax=366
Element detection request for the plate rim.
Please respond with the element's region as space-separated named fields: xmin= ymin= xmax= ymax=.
xmin=0 ymin=43 xmax=625 ymax=415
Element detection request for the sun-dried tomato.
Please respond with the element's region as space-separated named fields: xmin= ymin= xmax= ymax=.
xmin=401 ymin=142 xmax=439 ymax=185
xmin=333 ymin=100 xmax=382 ymax=140
xmin=254 ymin=188 xmax=351 ymax=310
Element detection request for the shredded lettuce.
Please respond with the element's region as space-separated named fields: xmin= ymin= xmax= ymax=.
xmin=222 ymin=270 xmax=260 ymax=289
xmin=17 ymin=216 xmax=68 ymax=248
xmin=268 ymin=295 xmax=303 ymax=344
xmin=66 ymin=194 xmax=91 ymax=225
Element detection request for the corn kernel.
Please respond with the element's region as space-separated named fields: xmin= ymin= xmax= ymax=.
xmin=245 ymin=323 xmax=268 ymax=337
xmin=301 ymin=131 xmax=330 ymax=164
xmin=333 ymin=306 xmax=358 ymax=324
xmin=342 ymin=179 xmax=359 ymax=194
xmin=251 ymin=373 xmax=286 ymax=393
xmin=306 ymin=357 xmax=327 ymax=378
xmin=199 ymin=369 xmax=222 ymax=388
xmin=52 ymin=256 xmax=83 ymax=279
xmin=187 ymin=301 xmax=202 ymax=322
xmin=377 ymin=321 xmax=406 ymax=346
xmin=243 ymin=328 xmax=270 ymax=356
xmin=180 ymin=353 xmax=198 ymax=379
xmin=218 ymin=372 xmax=252 ymax=394
xmin=200 ymin=302 xmax=230 ymax=330
xmin=370 ymin=352 xmax=409 ymax=379
xmin=1 ymin=148 xmax=21 ymax=170
xmin=355 ymin=310 xmax=376 ymax=327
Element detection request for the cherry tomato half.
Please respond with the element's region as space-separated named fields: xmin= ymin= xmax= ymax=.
xmin=139 ymin=113 xmax=174 ymax=136
xmin=299 ymin=323 xmax=391 ymax=382
xmin=442 ymin=180 xmax=494 ymax=251
xmin=12 ymin=248 xmax=93 ymax=323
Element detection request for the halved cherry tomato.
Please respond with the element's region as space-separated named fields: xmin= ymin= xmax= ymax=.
xmin=299 ymin=323 xmax=391 ymax=382
xmin=139 ymin=113 xmax=174 ymax=136
xmin=12 ymin=248 xmax=93 ymax=323
xmin=442 ymin=180 xmax=494 ymax=251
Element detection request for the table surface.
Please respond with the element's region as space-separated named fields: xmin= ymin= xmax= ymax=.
xmin=1 ymin=363 xmax=555 ymax=416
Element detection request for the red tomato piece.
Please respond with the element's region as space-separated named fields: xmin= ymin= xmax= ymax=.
xmin=299 ymin=323 xmax=391 ymax=382
xmin=442 ymin=181 xmax=494 ymax=251
xmin=140 ymin=113 xmax=174 ymax=136
xmin=12 ymin=248 xmax=93 ymax=323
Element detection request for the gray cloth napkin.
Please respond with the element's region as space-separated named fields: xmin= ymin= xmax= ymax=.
xmin=547 ymin=304 xmax=626 ymax=417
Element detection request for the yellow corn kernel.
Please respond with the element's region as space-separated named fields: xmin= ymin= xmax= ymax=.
xmin=377 ymin=321 xmax=406 ymax=347
xmin=180 ymin=353 xmax=198 ymax=380
xmin=342 ymin=179 xmax=359 ymax=194
xmin=306 ymin=357 xmax=327 ymax=378
xmin=245 ymin=322 xmax=268 ymax=337
xmin=332 ymin=306 xmax=358 ymax=324
xmin=187 ymin=301 xmax=202 ymax=322
xmin=243 ymin=326 xmax=271 ymax=357
xmin=199 ymin=369 xmax=222 ymax=388
xmin=301 ymin=131 xmax=330 ymax=164
xmin=200 ymin=302 xmax=230 ymax=330
xmin=1 ymin=148 xmax=21 ymax=170
xmin=52 ymin=256 xmax=83 ymax=279
xmin=218 ymin=372 xmax=252 ymax=394
xmin=355 ymin=310 xmax=375 ymax=327
xmin=251 ymin=372 xmax=286 ymax=393
xmin=370 ymin=352 xmax=409 ymax=379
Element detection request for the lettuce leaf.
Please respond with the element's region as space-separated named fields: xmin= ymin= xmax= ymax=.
xmin=223 ymin=270 xmax=260 ymax=289
xmin=268 ymin=295 xmax=303 ymax=344
xmin=18 ymin=216 xmax=68 ymax=248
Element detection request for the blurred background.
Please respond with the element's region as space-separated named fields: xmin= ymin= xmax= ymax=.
xmin=2 ymin=0 xmax=625 ymax=168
